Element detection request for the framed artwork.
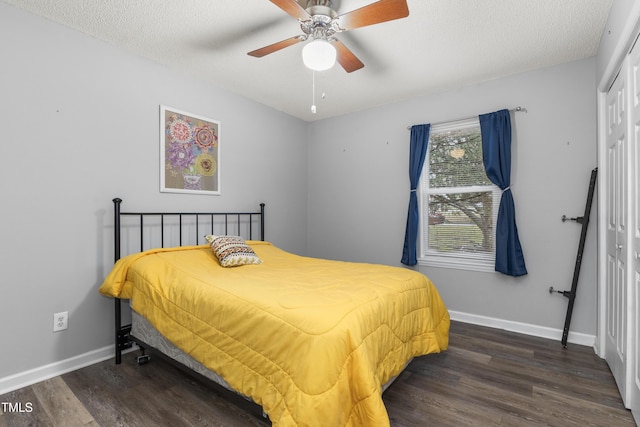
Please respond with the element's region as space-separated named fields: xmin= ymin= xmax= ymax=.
xmin=160 ymin=105 xmax=220 ymax=195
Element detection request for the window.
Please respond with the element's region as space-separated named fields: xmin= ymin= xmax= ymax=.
xmin=418 ymin=118 xmax=501 ymax=272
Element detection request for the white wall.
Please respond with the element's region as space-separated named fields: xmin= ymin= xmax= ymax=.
xmin=307 ymin=58 xmax=598 ymax=339
xmin=0 ymin=3 xmax=308 ymax=381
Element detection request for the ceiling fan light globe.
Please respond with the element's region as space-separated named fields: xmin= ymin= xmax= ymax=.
xmin=302 ymin=40 xmax=336 ymax=71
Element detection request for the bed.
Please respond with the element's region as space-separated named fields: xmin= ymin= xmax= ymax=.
xmin=99 ymin=198 xmax=449 ymax=426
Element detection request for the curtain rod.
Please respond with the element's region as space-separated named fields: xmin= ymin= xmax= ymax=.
xmin=406 ymin=106 xmax=527 ymax=130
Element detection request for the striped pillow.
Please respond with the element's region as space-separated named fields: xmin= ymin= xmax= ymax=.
xmin=205 ymin=235 xmax=262 ymax=267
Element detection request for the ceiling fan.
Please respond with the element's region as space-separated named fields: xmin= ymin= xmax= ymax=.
xmin=248 ymin=0 xmax=410 ymax=73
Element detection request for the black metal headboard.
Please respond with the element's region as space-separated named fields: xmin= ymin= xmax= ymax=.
xmin=113 ymin=197 xmax=265 ymax=262
xmin=111 ymin=197 xmax=265 ymax=364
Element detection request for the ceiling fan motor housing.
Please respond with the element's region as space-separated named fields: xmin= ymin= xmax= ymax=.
xmin=305 ymin=0 xmax=333 ymax=10
xmin=301 ymin=0 xmax=339 ymax=41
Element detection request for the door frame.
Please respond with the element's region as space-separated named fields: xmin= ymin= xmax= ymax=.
xmin=596 ymin=6 xmax=640 ymax=360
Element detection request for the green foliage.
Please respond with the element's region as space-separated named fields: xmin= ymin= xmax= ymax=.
xmin=428 ymin=224 xmax=489 ymax=253
xmin=426 ymin=125 xmax=495 ymax=253
xmin=428 ymin=127 xmax=490 ymax=187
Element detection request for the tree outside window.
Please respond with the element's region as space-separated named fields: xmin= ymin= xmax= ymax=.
xmin=420 ymin=119 xmax=500 ymax=271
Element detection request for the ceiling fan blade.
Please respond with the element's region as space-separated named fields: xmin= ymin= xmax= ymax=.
xmin=269 ymin=0 xmax=311 ymax=21
xmin=336 ymin=0 xmax=409 ymax=31
xmin=248 ymin=36 xmax=304 ymax=57
xmin=331 ymin=39 xmax=364 ymax=73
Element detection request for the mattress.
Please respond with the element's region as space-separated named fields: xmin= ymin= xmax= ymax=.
xmin=131 ymin=309 xmax=238 ymax=394
xmin=100 ymin=241 xmax=449 ymax=426
xmin=132 ymin=308 xmax=408 ymax=396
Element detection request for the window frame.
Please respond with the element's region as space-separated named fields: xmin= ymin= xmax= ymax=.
xmin=417 ymin=118 xmax=500 ymax=273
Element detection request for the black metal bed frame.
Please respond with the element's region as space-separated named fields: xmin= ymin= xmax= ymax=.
xmin=111 ymin=197 xmax=265 ymax=364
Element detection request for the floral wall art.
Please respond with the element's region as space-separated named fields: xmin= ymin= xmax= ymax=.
xmin=160 ymin=106 xmax=220 ymax=195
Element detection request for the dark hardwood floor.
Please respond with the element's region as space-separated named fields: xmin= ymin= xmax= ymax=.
xmin=0 ymin=321 xmax=635 ymax=426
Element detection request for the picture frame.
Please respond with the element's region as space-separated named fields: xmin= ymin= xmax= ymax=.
xmin=160 ymin=105 xmax=221 ymax=195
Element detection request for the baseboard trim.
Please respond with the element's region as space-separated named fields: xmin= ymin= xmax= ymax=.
xmin=0 ymin=312 xmax=597 ymax=396
xmin=449 ymin=310 xmax=596 ymax=348
xmin=0 ymin=345 xmax=115 ymax=396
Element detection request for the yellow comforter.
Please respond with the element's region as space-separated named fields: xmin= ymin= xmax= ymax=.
xmin=99 ymin=242 xmax=449 ymax=426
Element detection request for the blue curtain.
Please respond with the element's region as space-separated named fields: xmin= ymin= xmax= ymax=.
xmin=479 ymin=110 xmax=527 ymax=276
xmin=401 ymin=124 xmax=430 ymax=266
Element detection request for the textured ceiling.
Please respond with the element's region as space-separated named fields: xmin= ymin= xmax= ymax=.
xmin=3 ymin=0 xmax=613 ymax=121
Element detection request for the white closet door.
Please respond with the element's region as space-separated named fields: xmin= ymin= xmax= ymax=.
xmin=605 ymin=64 xmax=629 ymax=403
xmin=628 ymin=36 xmax=640 ymax=413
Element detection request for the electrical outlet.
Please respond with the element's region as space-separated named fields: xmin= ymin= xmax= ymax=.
xmin=53 ymin=311 xmax=68 ymax=332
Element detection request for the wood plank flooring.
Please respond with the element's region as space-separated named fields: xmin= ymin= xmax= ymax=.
xmin=0 ymin=321 xmax=635 ymax=426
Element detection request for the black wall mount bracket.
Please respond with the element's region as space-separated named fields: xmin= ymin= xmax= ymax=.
xmin=550 ymin=167 xmax=597 ymax=348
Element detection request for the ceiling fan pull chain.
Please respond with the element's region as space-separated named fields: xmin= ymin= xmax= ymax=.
xmin=311 ymin=70 xmax=317 ymax=114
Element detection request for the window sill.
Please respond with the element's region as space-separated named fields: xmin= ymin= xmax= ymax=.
xmin=417 ymin=255 xmax=496 ymax=273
